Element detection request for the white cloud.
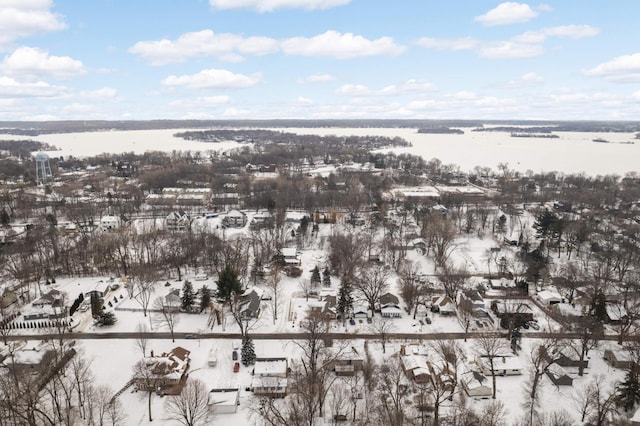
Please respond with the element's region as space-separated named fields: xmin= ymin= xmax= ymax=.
xmin=129 ymin=30 xmax=279 ymax=66
xmin=78 ymin=87 xmax=118 ymax=100
xmin=475 ymin=2 xmax=538 ymax=27
xmin=162 ymin=69 xmax=262 ymax=89
xmin=479 ymin=41 xmax=544 ymax=59
xmin=449 ymin=91 xmax=478 ymax=100
xmin=0 ymin=0 xmax=66 ymax=47
xmin=506 ymin=71 xmax=544 ymax=87
xmin=1 ymin=47 xmax=85 ymax=80
xmin=209 ymin=0 xmax=350 ymax=12
xmin=223 ymin=107 xmax=250 ymax=117
xmin=514 ymin=25 xmax=600 ymax=43
xmin=299 ymin=73 xmax=335 ymax=83
xmin=296 ymin=96 xmax=313 ymax=105
xmin=414 ymin=37 xmax=479 ymax=51
xmin=406 ymin=100 xmax=436 ymax=110
xmin=583 ymin=53 xmax=640 ymax=82
xmin=336 ymin=84 xmax=371 ymax=96
xmin=0 ymin=76 xmax=66 ymax=97
xmin=379 ymin=79 xmax=434 ymax=95
xmin=633 ymin=90 xmax=640 ymax=100
xmin=281 ymin=30 xmax=405 ymax=59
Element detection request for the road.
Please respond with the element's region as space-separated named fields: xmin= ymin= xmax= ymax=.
xmin=5 ymin=330 xmax=638 ymax=342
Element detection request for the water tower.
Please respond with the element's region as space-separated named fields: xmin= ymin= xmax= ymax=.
xmin=35 ymin=152 xmax=52 ymax=185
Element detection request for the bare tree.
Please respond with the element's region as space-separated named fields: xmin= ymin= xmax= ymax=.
xmin=165 ymin=379 xmax=211 ymax=426
xmin=372 ymin=361 xmax=410 ymax=426
xmin=371 ymin=317 xmax=396 ymax=354
xmin=522 ymin=339 xmax=560 ymax=425
xmin=428 ymin=339 xmax=463 ymax=426
xmin=423 ymin=214 xmax=460 ymax=268
xmin=457 ymin=299 xmax=475 ymax=341
xmin=586 ymin=374 xmax=618 ymax=426
xmin=565 ymin=316 xmax=602 ymax=376
xmin=439 ymin=261 xmax=467 ymax=303
xmin=328 ymin=382 xmax=349 ymax=426
xmin=152 ymin=296 xmax=180 ymax=342
xmin=354 ymin=265 xmax=389 ymax=315
xmin=133 ymin=359 xmax=158 ymax=422
xmin=132 ymin=270 xmax=158 ymax=322
xmin=475 ymin=334 xmax=509 ymax=399
xmin=134 ymin=322 xmax=149 ymax=357
xmin=267 ymin=263 xmax=283 ymax=324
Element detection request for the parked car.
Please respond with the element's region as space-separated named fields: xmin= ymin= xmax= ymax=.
xmin=349 ymin=318 xmax=356 ymax=326
xmin=232 ymin=350 xmax=238 ymax=360
xmin=424 ymin=317 xmax=432 ymax=324
xmin=233 ymin=362 xmax=240 ymax=373
xmin=185 ymin=334 xmax=197 ymax=339
xmin=529 ymin=321 xmax=540 ymax=330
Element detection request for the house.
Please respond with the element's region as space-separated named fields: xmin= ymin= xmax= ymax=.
xmin=0 ymin=289 xmax=17 ymax=309
xmin=222 ymin=210 xmax=247 ymax=228
xmin=134 ymin=347 xmax=191 ymax=395
xmin=604 ymin=349 xmax=633 ymax=369
xmin=239 ymin=289 xmax=262 ymax=319
xmin=84 ymin=281 xmax=111 ymax=300
xmin=542 ymin=346 xmax=589 ymax=370
xmin=460 ymin=290 xmax=484 ymax=311
xmin=281 ymin=247 xmax=300 ymax=265
xmin=401 ymin=355 xmax=431 ymax=384
xmin=166 ymin=211 xmax=191 ymax=232
xmin=537 ymin=289 xmax=563 ymax=305
xmin=98 ymin=215 xmax=119 ymax=232
xmin=381 ymin=303 xmax=403 ymax=318
xmin=401 ymin=343 xmax=429 ymax=357
xmin=32 ymin=289 xmax=64 ymax=309
xmin=352 ymin=305 xmax=372 ymax=319
xmin=605 ymin=303 xmax=628 ymax=324
xmin=210 ymin=193 xmax=240 ymax=211
xmin=208 ymin=388 xmax=239 ymax=414
xmin=325 ymin=346 xmax=364 ymax=376
xmin=251 ymin=358 xmax=288 ymax=398
xmin=431 ymin=295 xmax=456 ymax=315
xmin=490 ymin=301 xmax=534 ymax=329
xmin=476 ymin=354 xmax=523 ymax=376
xmin=249 ymin=211 xmax=274 ymax=230
xmin=460 ymin=371 xmax=492 ymax=398
xmin=164 ymin=289 xmax=182 ymax=311
xmin=379 ymin=292 xmax=400 ymax=307
xmin=546 ymin=364 xmax=573 ymax=386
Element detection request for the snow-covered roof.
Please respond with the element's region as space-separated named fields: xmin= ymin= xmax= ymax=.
xmin=281 ymin=247 xmax=297 ymax=258
xmin=479 ymin=355 xmax=523 ymax=372
xmin=208 ymin=388 xmax=239 ymax=407
xmin=254 ymin=358 xmax=287 ymax=376
xmin=538 ymin=290 xmax=562 ymax=303
xmin=401 ymin=355 xmax=429 ymax=372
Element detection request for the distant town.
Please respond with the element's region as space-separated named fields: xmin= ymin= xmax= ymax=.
xmin=1 ymin=122 xmax=640 ymax=425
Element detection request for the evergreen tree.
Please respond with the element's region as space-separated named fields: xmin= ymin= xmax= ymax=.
xmin=200 ymin=285 xmax=211 ymax=313
xmin=217 ymin=264 xmax=242 ymax=303
xmin=311 ymin=265 xmax=321 ymax=284
xmin=95 ymin=311 xmax=117 ymax=326
xmin=590 ymin=289 xmax=607 ymax=321
xmin=90 ymin=292 xmax=103 ymax=318
xmin=322 ymin=267 xmax=331 ymax=287
xmin=337 ymin=277 xmax=354 ymax=323
xmin=241 ymin=337 xmax=256 ymax=366
xmin=181 ymin=280 xmax=195 ymax=311
xmin=617 ymin=362 xmax=640 ymax=411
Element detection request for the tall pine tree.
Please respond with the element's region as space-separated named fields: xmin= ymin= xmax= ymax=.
xmin=181 ymin=280 xmax=195 ymax=311
xmin=217 ymin=264 xmax=242 ymax=303
xmin=322 ymin=267 xmax=331 ymax=287
xmin=311 ymin=265 xmax=321 ymax=284
xmin=200 ymin=285 xmax=211 ymax=313
xmin=241 ymin=337 xmax=256 ymax=366
xmin=617 ymin=362 xmax=640 ymax=412
xmin=337 ymin=277 xmax=353 ymax=324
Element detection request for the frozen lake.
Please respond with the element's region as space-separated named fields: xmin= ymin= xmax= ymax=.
xmin=2 ymin=126 xmax=638 ymax=176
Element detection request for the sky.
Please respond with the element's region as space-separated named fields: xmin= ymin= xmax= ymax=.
xmin=1 ymin=0 xmax=640 ymax=121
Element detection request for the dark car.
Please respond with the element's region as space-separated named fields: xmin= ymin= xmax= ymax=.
xmin=425 ymin=317 xmax=432 ymax=324
xmin=185 ymin=334 xmax=197 ymax=339
xmin=349 ymin=318 xmax=356 ymax=325
xmin=232 ymin=350 xmax=238 ymax=360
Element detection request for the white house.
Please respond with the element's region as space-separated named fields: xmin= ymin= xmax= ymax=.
xmin=252 ymin=358 xmax=288 ymax=398
xmin=476 ymin=354 xmax=523 ymax=376
xmin=537 ymin=289 xmax=563 ymax=305
xmin=208 ymin=388 xmax=239 ymax=414
xmin=98 ymin=215 xmax=119 ymax=232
